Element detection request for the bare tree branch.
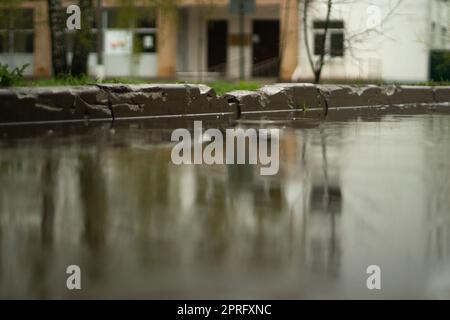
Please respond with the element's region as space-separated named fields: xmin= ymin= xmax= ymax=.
xmin=301 ymin=0 xmax=404 ymax=83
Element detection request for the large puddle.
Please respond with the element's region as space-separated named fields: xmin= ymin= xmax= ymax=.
xmin=1 ymin=111 xmax=450 ymax=299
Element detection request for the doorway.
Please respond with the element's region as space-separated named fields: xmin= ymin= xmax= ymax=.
xmin=207 ymin=20 xmax=228 ymax=74
xmin=252 ymin=20 xmax=279 ymax=77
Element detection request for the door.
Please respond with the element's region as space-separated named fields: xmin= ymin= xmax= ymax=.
xmin=252 ymin=20 xmax=279 ymax=77
xmin=207 ymin=20 xmax=228 ymax=74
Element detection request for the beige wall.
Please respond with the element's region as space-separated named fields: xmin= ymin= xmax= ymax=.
xmin=280 ymin=0 xmax=298 ymax=81
xmin=32 ymin=1 xmax=52 ymax=77
xmin=157 ymin=7 xmax=178 ymax=78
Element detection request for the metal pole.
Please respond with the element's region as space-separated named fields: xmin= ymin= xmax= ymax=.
xmin=239 ymin=0 xmax=245 ymax=81
xmin=95 ymin=0 xmax=105 ymax=80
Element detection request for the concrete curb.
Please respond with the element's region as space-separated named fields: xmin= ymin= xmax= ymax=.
xmin=0 ymin=84 xmax=449 ymax=124
xmin=225 ymin=84 xmax=450 ymax=113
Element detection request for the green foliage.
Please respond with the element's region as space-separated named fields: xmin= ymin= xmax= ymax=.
xmin=430 ymin=51 xmax=450 ymax=82
xmin=0 ymin=63 xmax=28 ymax=87
xmin=435 ymin=53 xmax=450 ymax=82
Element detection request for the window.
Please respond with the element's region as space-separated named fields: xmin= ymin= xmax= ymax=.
xmin=136 ymin=33 xmax=157 ymax=53
xmin=330 ymin=33 xmax=344 ymax=57
xmin=313 ymin=19 xmax=344 ymax=57
xmin=313 ymin=20 xmax=344 ymax=29
xmin=0 ymin=31 xmax=8 ymax=53
xmin=105 ymin=7 xmax=157 ymax=53
xmin=0 ymin=9 xmax=34 ymax=54
xmin=106 ymin=7 xmax=156 ymax=29
xmin=314 ymin=33 xmax=325 ymax=55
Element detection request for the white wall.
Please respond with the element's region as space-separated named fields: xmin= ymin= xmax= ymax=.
xmin=429 ymin=0 xmax=450 ymax=50
xmin=0 ymin=54 xmax=34 ymax=77
xmin=86 ymin=53 xmax=158 ymax=78
xmin=295 ymin=0 xmax=448 ymax=82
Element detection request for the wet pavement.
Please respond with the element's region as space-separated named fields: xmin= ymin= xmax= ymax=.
xmin=1 ymin=109 xmax=450 ymax=299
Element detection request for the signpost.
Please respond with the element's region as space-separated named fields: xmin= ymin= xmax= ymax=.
xmin=230 ymin=0 xmax=255 ymax=80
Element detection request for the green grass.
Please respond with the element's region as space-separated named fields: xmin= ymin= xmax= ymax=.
xmin=204 ymin=80 xmax=262 ymax=96
xmin=17 ymin=76 xmax=263 ymax=96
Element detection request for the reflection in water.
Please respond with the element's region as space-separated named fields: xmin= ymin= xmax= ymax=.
xmin=1 ymin=114 xmax=450 ymax=298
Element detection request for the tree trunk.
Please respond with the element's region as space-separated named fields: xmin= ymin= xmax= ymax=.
xmin=47 ymin=0 xmax=68 ymax=76
xmin=314 ymin=0 xmax=333 ymax=84
xmin=71 ymin=0 xmax=93 ymax=77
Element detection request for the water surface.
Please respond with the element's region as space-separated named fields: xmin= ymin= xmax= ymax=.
xmin=1 ymin=111 xmax=450 ymax=299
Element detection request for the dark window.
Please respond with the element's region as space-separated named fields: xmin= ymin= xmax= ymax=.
xmin=313 ymin=19 xmax=344 ymax=57
xmin=107 ymin=7 xmax=156 ymax=29
xmin=0 ymin=9 xmax=34 ymax=54
xmin=106 ymin=8 xmax=121 ymax=28
xmin=314 ymin=33 xmax=325 ymax=55
xmin=0 ymin=32 xmax=8 ymax=53
xmin=136 ymin=10 xmax=156 ymax=29
xmin=330 ymin=33 xmax=344 ymax=57
xmin=313 ymin=20 xmax=344 ymax=29
xmin=0 ymin=8 xmax=34 ymax=29
xmin=429 ymin=50 xmax=450 ymax=82
xmin=12 ymin=9 xmax=34 ymax=29
xmin=13 ymin=32 xmax=34 ymax=53
xmin=0 ymin=13 xmax=9 ymax=30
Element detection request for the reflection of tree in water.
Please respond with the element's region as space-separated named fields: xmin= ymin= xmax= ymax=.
xmin=0 ymin=122 xmax=351 ymax=297
xmin=110 ymin=146 xmax=172 ymax=266
xmin=225 ymin=134 xmax=286 ymax=266
xmin=20 ymin=145 xmax=59 ymax=298
xmin=79 ymin=152 xmax=108 ymax=250
xmin=41 ymin=154 xmax=56 ymax=246
xmin=305 ymin=124 xmax=342 ymax=278
xmin=28 ymin=149 xmax=58 ymax=298
xmin=78 ymin=149 xmax=109 ymax=283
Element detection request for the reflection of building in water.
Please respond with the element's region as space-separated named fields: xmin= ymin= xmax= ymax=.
xmin=194 ymin=127 xmax=343 ymax=276
xmin=424 ymin=116 xmax=450 ymax=260
xmin=423 ymin=116 xmax=450 ymax=297
xmin=0 ymin=124 xmax=347 ymax=298
xmin=15 ymin=118 xmax=450 ymax=298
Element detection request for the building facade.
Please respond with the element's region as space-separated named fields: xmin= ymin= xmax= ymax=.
xmin=0 ymin=0 xmax=298 ymax=81
xmin=293 ymin=0 xmax=450 ymax=82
